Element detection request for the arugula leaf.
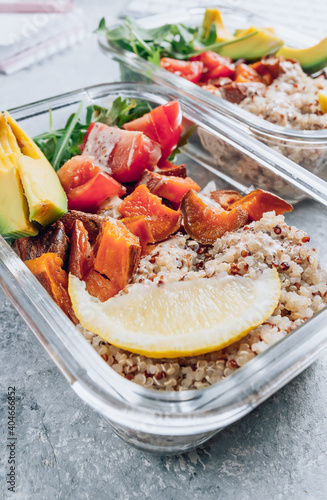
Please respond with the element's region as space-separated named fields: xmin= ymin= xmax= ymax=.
xmin=51 ymin=99 xmax=85 ymax=171
xmin=200 ymin=24 xmax=217 ymax=47
xmin=97 ymin=17 xmax=258 ymax=61
xmin=148 ymin=48 xmax=161 ymax=66
xmin=90 ymin=98 xmax=152 ymax=128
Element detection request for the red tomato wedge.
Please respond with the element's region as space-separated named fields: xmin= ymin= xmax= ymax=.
xmin=160 ymin=58 xmax=203 ymax=83
xmin=190 ymin=51 xmax=235 ymax=82
xmin=57 ymin=156 xmax=126 ymax=213
xmin=82 ymin=122 xmax=162 ymax=183
xmin=80 ymin=122 xmax=95 ymax=153
xmin=123 ymin=101 xmax=182 ymax=162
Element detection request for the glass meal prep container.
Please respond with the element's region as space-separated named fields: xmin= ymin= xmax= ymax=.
xmin=1 ymin=82 xmax=327 ymax=455
xmin=99 ymin=5 xmax=327 ymax=181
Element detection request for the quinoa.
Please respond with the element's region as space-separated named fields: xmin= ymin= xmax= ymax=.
xmin=239 ymin=60 xmax=327 ymax=130
xmin=78 ymin=211 xmax=327 ymax=391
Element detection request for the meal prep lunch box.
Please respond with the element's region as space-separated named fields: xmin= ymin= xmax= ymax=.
xmin=99 ymin=6 xmax=327 ymax=181
xmin=1 ymin=82 xmax=327 ymax=454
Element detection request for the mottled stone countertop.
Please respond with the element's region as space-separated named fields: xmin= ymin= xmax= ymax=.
xmin=1 ymin=1 xmax=327 ymax=499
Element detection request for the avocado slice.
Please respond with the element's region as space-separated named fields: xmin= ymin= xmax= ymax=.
xmin=201 ymin=8 xmax=234 ymax=41
xmin=218 ymin=26 xmax=284 ymax=61
xmin=17 ymin=155 xmax=67 ymax=227
xmin=3 ymin=111 xmax=68 ymax=227
xmin=4 ymin=110 xmax=47 ymax=160
xmin=0 ymin=154 xmax=38 ymax=239
xmin=276 ymin=38 xmax=327 ymax=73
xmin=234 ymin=26 xmax=276 ymax=37
xmin=0 ymin=112 xmax=20 ymax=155
xmin=201 ymin=9 xmax=284 ymax=61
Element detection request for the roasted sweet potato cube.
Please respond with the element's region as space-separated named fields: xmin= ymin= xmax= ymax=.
xmin=235 ymin=63 xmax=263 ymax=83
xmin=181 ymin=190 xmax=248 ymax=245
xmin=228 ymin=189 xmax=293 ymax=221
xmin=220 ymin=82 xmax=266 ymax=104
xmin=121 ymin=216 xmax=154 ymax=254
xmin=84 ymin=268 xmax=121 ymax=302
xmin=60 ymin=210 xmax=105 ymax=245
xmin=209 ymin=190 xmax=242 ymax=209
xmin=68 ymin=220 xmax=94 ymax=279
xmin=249 ymin=61 xmax=274 ymax=85
xmin=157 ymin=176 xmax=200 ymax=209
xmin=260 ymin=56 xmax=281 ymax=79
xmin=138 ymin=169 xmax=200 ymax=208
xmin=118 ymin=185 xmax=181 ymax=242
xmin=25 ymin=252 xmax=78 ymax=324
xmin=156 ymin=160 xmax=187 ymax=178
xmin=94 ymin=218 xmax=141 ymax=289
xmin=12 ymin=220 xmax=69 ymax=263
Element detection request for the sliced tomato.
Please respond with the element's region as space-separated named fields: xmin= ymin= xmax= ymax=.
xmin=57 ymin=156 xmax=126 ymax=213
xmin=123 ymin=101 xmax=182 ymax=162
xmin=58 ymin=156 xmax=98 ymax=191
xmin=82 ymin=122 xmax=162 ymax=183
xmin=80 ymin=122 xmax=95 ymax=153
xmin=160 ymin=58 xmax=203 ymax=83
xmin=190 ymin=51 xmax=235 ymax=82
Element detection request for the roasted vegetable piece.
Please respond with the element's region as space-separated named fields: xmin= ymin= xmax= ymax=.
xmin=259 ymin=56 xmax=281 ymax=79
xmin=156 ymin=160 xmax=187 ymax=178
xmin=123 ymin=101 xmax=182 ymax=162
xmin=249 ymin=61 xmax=274 ymax=85
xmin=25 ymin=253 xmax=78 ymax=324
xmin=60 ymin=211 xmax=105 ymax=245
xmin=181 ymin=190 xmax=248 ymax=245
xmin=220 ymin=82 xmax=267 ymax=104
xmin=118 ymin=185 xmax=181 ymax=242
xmin=234 ymin=63 xmax=263 ymax=83
xmin=82 ymin=123 xmax=162 ymax=182
xmin=190 ymin=51 xmax=235 ymax=82
xmin=160 ymin=58 xmax=203 ymax=83
xmin=68 ymin=220 xmax=94 ymax=279
xmin=57 ymin=156 xmax=125 ymax=213
xmin=138 ymin=169 xmax=200 ymax=209
xmin=83 ymin=268 xmax=121 ymax=302
xmin=209 ymin=190 xmax=242 ymax=209
xmin=121 ymin=216 xmax=154 ymax=254
xmin=228 ymin=189 xmax=293 ymax=221
xmin=12 ymin=221 xmax=69 ymax=263
xmin=94 ymin=218 xmax=141 ymax=289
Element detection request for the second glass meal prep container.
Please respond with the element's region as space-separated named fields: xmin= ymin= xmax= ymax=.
xmin=99 ymin=5 xmax=327 ymax=181
xmin=1 ymin=82 xmax=327 ymax=455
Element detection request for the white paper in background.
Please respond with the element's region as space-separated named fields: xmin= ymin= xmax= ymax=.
xmin=0 ymin=8 xmax=87 ymax=74
xmin=0 ymin=12 xmax=62 ymax=46
xmin=0 ymin=0 xmax=74 ymax=12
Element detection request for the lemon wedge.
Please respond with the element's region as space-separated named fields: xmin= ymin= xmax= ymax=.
xmin=318 ymin=90 xmax=327 ymax=114
xmin=69 ymin=268 xmax=280 ymax=358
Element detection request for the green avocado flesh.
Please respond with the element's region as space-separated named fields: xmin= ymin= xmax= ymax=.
xmin=17 ymin=155 xmax=68 ymax=227
xmin=276 ymin=38 xmax=327 ymax=73
xmin=217 ymin=27 xmax=284 ymax=61
xmin=0 ymin=155 xmax=38 ymax=239
xmin=0 ymin=111 xmax=68 ymax=239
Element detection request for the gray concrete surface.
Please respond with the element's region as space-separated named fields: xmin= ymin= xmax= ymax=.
xmin=1 ymin=1 xmax=327 ymax=499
